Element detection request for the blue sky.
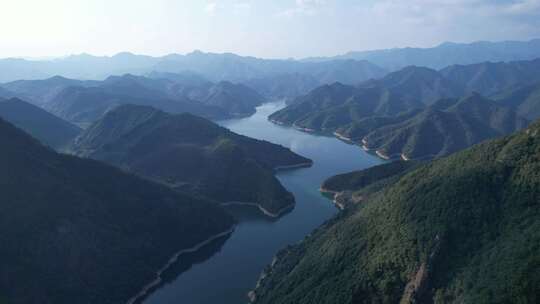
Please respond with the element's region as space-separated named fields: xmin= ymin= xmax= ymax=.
xmin=1 ymin=0 xmax=540 ymax=59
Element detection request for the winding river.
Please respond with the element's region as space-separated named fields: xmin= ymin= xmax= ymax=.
xmin=143 ymin=101 xmax=383 ymax=304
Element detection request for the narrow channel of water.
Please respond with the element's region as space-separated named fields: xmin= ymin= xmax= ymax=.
xmin=143 ymin=101 xmax=383 ymax=304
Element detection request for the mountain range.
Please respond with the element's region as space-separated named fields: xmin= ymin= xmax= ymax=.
xmin=0 ymin=51 xmax=386 ymax=84
xmin=250 ymin=118 xmax=540 ymax=304
xmin=313 ymin=38 xmax=540 ymax=71
xmin=70 ymin=104 xmax=312 ymax=217
xmin=361 ymin=94 xmax=528 ymax=160
xmin=0 ymin=116 xmax=235 ymax=304
xmin=1 ymin=38 xmax=540 ymax=304
xmin=1 ymin=73 xmax=267 ymax=127
xmin=270 ymin=58 xmax=540 ymax=160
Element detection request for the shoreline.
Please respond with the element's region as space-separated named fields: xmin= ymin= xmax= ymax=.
xmin=292 ymin=123 xmax=316 ymax=133
xmin=268 ymin=120 xmax=415 ymax=163
xmin=126 ymin=227 xmax=235 ymax=304
xmin=333 ymin=131 xmax=355 ymax=143
xmin=268 ymin=118 xmax=286 ymax=126
xmin=221 ymin=201 xmax=294 ymax=218
xmin=273 ymin=162 xmax=313 ymax=171
xmin=375 ymin=149 xmax=391 ymax=160
xmin=319 ymin=187 xmax=345 ymax=210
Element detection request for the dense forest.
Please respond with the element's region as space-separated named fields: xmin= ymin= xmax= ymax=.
xmin=251 ymin=119 xmax=540 ymax=304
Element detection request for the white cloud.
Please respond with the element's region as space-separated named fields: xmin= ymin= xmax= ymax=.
xmin=233 ymin=2 xmax=252 ymax=14
xmin=204 ymin=1 xmax=252 ymax=16
xmin=344 ymin=0 xmax=540 ymax=51
xmin=279 ymin=0 xmax=327 ymax=17
xmin=205 ymin=2 xmax=218 ymax=16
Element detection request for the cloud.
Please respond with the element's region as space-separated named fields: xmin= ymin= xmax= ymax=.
xmin=204 ymin=1 xmax=252 ymax=16
xmin=205 ymin=2 xmax=218 ymax=16
xmin=233 ymin=2 xmax=252 ymax=14
xmin=503 ymin=0 xmax=540 ymax=14
xmin=337 ymin=0 xmax=540 ymax=52
xmin=362 ymin=0 xmax=540 ymax=25
xmin=278 ymin=0 xmax=327 ymax=17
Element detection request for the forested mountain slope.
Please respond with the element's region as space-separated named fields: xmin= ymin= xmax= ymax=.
xmin=251 ymin=118 xmax=540 ymax=304
xmin=0 ymin=117 xmax=234 ymax=304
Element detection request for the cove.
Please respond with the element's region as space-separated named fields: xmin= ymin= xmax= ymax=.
xmin=142 ymin=101 xmax=383 ymax=304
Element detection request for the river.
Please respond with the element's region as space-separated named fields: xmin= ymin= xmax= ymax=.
xmin=143 ymin=101 xmax=383 ymax=304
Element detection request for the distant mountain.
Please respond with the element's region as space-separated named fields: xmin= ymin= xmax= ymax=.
xmin=368 ymin=66 xmax=463 ymax=105
xmin=0 ymin=52 xmax=158 ymax=82
xmin=440 ymin=58 xmax=540 ymax=96
xmin=196 ymin=81 xmax=266 ymax=116
xmin=250 ymin=119 xmax=540 ymax=304
xmin=147 ymin=72 xmax=267 ymax=113
xmin=0 ymin=98 xmax=81 ymax=149
xmin=152 ymin=52 xmax=387 ymax=83
xmin=319 ymin=38 xmax=540 ymax=70
xmin=44 ymin=85 xmax=222 ymax=127
xmin=267 ymin=79 xmax=427 ymax=133
xmin=269 ymin=67 xmax=460 ymax=133
xmin=0 ymin=51 xmax=386 ymax=84
xmin=298 ymin=59 xmax=387 ymax=85
xmin=70 ymin=104 xmax=312 ymax=216
xmin=494 ymin=81 xmax=540 ymax=120
xmin=269 ymin=61 xmax=539 ymax=159
xmin=102 ymin=74 xmax=267 ymax=117
xmin=2 ymin=75 xmax=95 ymax=106
xmin=146 ymin=70 xmax=212 ymax=87
xmin=0 ymin=117 xmax=234 ymax=304
xmin=361 ymin=94 xmax=528 ymax=160
xmin=5 ymin=74 xmax=267 ymax=125
xmin=243 ymin=73 xmax=321 ymax=102
xmin=268 ymin=65 xmax=465 ymax=132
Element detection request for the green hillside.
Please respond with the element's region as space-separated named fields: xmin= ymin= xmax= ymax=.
xmin=363 ymin=94 xmax=528 ymax=160
xmin=250 ymin=118 xmax=540 ymax=304
xmin=494 ymin=81 xmax=540 ymax=121
xmin=0 ymin=117 xmax=234 ymax=304
xmin=71 ymin=104 xmax=312 ymax=216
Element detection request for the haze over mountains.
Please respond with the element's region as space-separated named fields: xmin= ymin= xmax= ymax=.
xmin=313 ymin=39 xmax=540 ymax=71
xmin=0 ymin=51 xmax=385 ymax=84
xmin=1 ymin=36 xmax=540 ymax=304
xmin=1 ymin=73 xmax=267 ymax=127
xmin=270 ymin=57 xmax=540 ymax=160
xmin=1 ymin=39 xmax=538 ymax=84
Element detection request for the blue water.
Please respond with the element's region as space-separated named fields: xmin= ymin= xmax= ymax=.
xmin=143 ymin=102 xmax=382 ymax=304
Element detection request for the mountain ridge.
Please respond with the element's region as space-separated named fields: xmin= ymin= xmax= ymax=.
xmin=0 ymin=116 xmax=235 ymax=304
xmin=250 ymin=117 xmax=540 ymax=304
xmin=70 ymin=104 xmax=312 ymax=216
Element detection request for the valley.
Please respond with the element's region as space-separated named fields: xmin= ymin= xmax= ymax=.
xmin=141 ymin=102 xmax=383 ymax=304
xmin=0 ymin=23 xmax=539 ymax=303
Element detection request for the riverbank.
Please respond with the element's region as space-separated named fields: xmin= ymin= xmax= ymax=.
xmin=273 ymin=162 xmax=313 ymax=171
xmin=141 ymin=101 xmax=382 ymax=304
xmin=127 ymin=227 xmax=235 ymax=304
xmin=221 ymin=201 xmax=294 ymax=218
xmin=268 ymin=120 xmax=403 ymax=162
xmin=319 ymin=187 xmax=345 ymax=209
xmin=319 ymin=187 xmax=364 ymax=210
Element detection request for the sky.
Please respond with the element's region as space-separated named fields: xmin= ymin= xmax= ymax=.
xmin=1 ymin=0 xmax=540 ymax=59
